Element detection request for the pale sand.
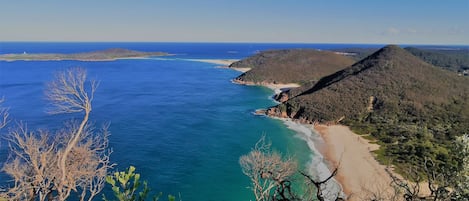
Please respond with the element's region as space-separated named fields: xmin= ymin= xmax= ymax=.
xmin=313 ymin=125 xmax=396 ymax=200
xmin=187 ymin=59 xmax=239 ymax=66
xmin=187 ymin=59 xmax=252 ymax=73
xmin=263 ymin=83 xmax=301 ymax=94
xmin=226 ymin=67 xmax=252 ymax=73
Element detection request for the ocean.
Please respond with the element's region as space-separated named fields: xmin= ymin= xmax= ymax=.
xmin=0 ymin=42 xmax=383 ymax=200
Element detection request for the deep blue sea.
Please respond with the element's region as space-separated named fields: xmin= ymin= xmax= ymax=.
xmin=0 ymin=42 xmax=385 ymax=200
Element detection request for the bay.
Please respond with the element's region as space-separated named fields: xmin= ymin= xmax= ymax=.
xmin=0 ymin=42 xmax=378 ymax=200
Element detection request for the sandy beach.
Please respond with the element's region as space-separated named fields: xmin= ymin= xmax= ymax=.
xmin=187 ymin=59 xmax=253 ymax=73
xmin=217 ymin=57 xmax=396 ymax=200
xmin=262 ymin=83 xmax=301 ymax=94
xmin=313 ymin=125 xmax=397 ymax=200
xmin=231 ymin=79 xmax=300 ymax=94
xmin=261 ymin=96 xmax=431 ymax=200
xmin=187 ymin=59 xmax=237 ymax=66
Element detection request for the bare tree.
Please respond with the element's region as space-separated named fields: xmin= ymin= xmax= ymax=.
xmin=240 ymin=136 xmax=350 ymax=201
xmin=357 ymin=173 xmax=402 ymax=201
xmin=1 ymin=68 xmax=113 ymax=201
xmin=239 ymin=136 xmax=297 ymax=201
xmin=300 ymin=168 xmax=344 ymax=201
xmin=3 ymin=124 xmax=57 ymax=201
xmin=0 ymin=98 xmax=9 ymax=129
xmin=45 ymin=68 xmax=97 ymax=200
xmin=387 ymin=156 xmax=465 ymax=201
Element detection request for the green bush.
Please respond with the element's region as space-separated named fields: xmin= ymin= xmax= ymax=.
xmin=103 ymin=166 xmax=175 ymax=201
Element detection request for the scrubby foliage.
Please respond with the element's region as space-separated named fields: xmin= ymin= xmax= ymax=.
xmin=239 ymin=137 xmax=343 ymax=201
xmin=0 ymin=68 xmax=113 ymax=201
xmin=103 ymin=166 xmax=175 ymax=201
xmin=230 ymin=49 xmax=355 ymax=84
xmin=268 ymin=45 xmax=469 ymax=191
xmin=405 ymin=47 xmax=469 ymax=73
xmin=329 ymin=46 xmax=469 ymax=74
xmin=0 ymin=69 xmax=178 ymax=201
xmin=239 ymin=136 xmax=297 ymax=201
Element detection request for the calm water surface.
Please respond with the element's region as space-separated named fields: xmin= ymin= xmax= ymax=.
xmin=0 ymin=42 xmax=382 ymax=200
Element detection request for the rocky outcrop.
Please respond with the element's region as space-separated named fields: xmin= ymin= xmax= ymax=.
xmin=273 ymin=91 xmax=290 ymax=103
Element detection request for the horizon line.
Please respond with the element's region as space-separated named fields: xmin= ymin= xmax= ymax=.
xmin=1 ymin=41 xmax=469 ymax=46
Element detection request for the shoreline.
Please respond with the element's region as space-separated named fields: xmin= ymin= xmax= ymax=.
xmin=242 ymin=81 xmax=397 ymax=200
xmin=279 ymin=119 xmax=345 ymax=200
xmin=231 ymin=79 xmax=300 ymax=95
xmin=187 ymin=59 xmax=252 ymax=73
xmin=0 ymin=56 xmax=168 ymax=62
xmin=187 ymin=59 xmax=237 ymax=65
xmin=235 ymin=80 xmax=344 ymax=199
xmin=221 ymin=61 xmax=398 ymax=200
xmin=262 ymin=83 xmax=301 ymax=95
xmin=274 ymin=118 xmax=399 ymax=200
xmin=313 ymin=125 xmax=396 ymax=200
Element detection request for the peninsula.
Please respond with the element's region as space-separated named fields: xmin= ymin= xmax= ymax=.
xmin=232 ymin=45 xmax=469 ymax=199
xmin=0 ymin=48 xmax=169 ymax=61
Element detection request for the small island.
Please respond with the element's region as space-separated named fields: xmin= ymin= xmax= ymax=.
xmin=0 ymin=48 xmax=170 ymax=61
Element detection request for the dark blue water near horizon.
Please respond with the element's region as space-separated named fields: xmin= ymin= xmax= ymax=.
xmin=0 ymin=42 xmax=390 ymax=59
xmin=0 ymin=42 xmax=466 ymax=200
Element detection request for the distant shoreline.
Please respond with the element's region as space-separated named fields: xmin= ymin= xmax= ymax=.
xmin=0 ymin=48 xmax=169 ymax=62
xmin=187 ymin=59 xmax=239 ymax=66
xmin=187 ymin=59 xmax=252 ymax=73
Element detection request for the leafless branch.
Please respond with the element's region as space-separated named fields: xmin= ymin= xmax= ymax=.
xmin=240 ymin=136 xmax=297 ymax=201
xmin=1 ymin=68 xmax=112 ymax=201
xmin=46 ymin=67 xmax=97 ymax=115
xmin=300 ymin=166 xmax=342 ymax=201
xmin=0 ymin=98 xmax=9 ymax=129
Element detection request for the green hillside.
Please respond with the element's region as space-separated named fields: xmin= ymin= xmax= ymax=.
xmin=405 ymin=46 xmax=469 ymax=73
xmin=268 ymin=45 xmax=469 ymax=174
xmin=229 ymin=49 xmax=355 ymax=84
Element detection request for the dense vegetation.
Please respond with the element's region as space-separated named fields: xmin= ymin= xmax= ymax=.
xmin=229 ymin=49 xmax=355 ymax=84
xmin=331 ymin=46 xmax=469 ymax=74
xmin=405 ymin=47 xmax=469 ymax=73
xmin=267 ymin=45 xmax=469 ymax=181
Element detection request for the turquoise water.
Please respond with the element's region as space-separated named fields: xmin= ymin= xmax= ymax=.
xmin=0 ymin=43 xmax=383 ymax=200
xmin=3 ymin=42 xmax=467 ymax=200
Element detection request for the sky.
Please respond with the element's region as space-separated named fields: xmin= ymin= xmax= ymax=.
xmin=1 ymin=0 xmax=468 ymax=44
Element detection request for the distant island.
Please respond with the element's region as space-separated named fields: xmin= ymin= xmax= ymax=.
xmin=0 ymin=48 xmax=170 ymax=61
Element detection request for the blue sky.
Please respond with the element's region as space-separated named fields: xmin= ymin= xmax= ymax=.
xmin=1 ymin=0 xmax=468 ymax=44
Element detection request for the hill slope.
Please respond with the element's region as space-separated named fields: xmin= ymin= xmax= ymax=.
xmin=229 ymin=49 xmax=355 ymax=84
xmin=404 ymin=46 xmax=469 ymax=73
xmin=268 ymin=45 xmax=469 ymax=172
